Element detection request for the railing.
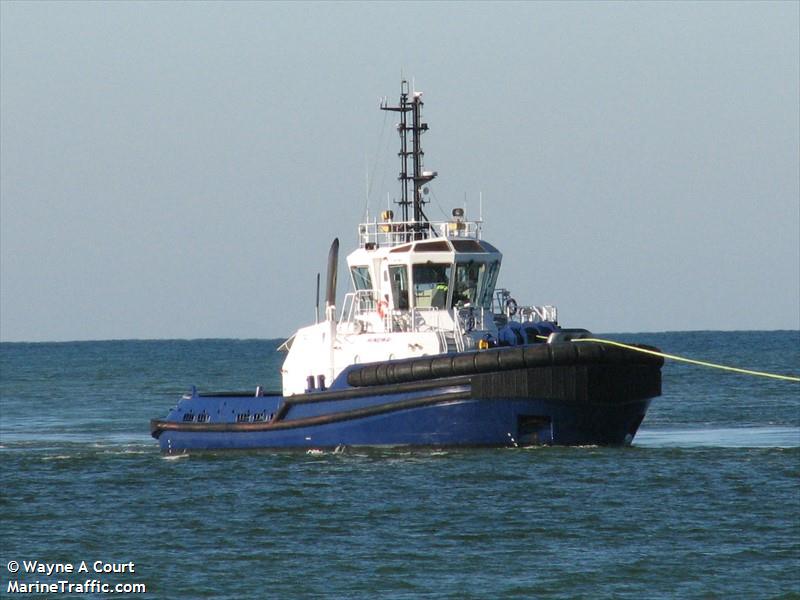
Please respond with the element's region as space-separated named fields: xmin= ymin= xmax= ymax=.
xmin=519 ymin=305 xmax=558 ymax=323
xmin=451 ymin=311 xmax=466 ymax=352
xmin=338 ymin=288 xmax=554 ymax=350
xmin=358 ymin=219 xmax=481 ymax=248
xmin=493 ymin=288 xmax=558 ymax=325
xmin=338 ymin=291 xmax=488 ymax=351
xmin=339 ymin=290 xmax=379 ymax=328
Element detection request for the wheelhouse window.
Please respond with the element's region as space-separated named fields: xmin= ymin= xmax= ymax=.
xmin=388 ymin=265 xmax=409 ymax=310
xmin=351 ymin=266 xmax=372 ymax=291
xmin=479 ymin=261 xmax=500 ymax=308
xmin=412 ymin=263 xmax=451 ymax=309
xmin=453 ymin=262 xmax=486 ymax=307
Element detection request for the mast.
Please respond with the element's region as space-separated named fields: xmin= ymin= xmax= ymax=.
xmin=380 ymin=80 xmax=437 ymax=238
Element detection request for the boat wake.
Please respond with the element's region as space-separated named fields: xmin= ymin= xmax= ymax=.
xmin=161 ymin=453 xmax=190 ymax=461
xmin=635 ymin=426 xmax=800 ymax=449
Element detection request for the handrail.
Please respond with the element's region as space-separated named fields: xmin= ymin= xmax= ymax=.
xmin=339 ymin=290 xmax=379 ymax=324
xmin=492 ymin=288 xmax=557 ymax=324
xmin=338 ymin=290 xmax=486 ymax=349
xmin=358 ymin=219 xmax=482 ymax=247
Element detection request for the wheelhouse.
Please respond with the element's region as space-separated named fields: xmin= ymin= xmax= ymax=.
xmin=346 ymin=227 xmax=502 ymax=317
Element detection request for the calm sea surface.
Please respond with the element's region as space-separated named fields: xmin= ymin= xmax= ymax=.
xmin=1 ymin=331 xmax=798 ymax=599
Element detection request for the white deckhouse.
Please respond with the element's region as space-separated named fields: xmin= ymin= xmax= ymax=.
xmin=280 ymin=83 xmax=554 ymax=395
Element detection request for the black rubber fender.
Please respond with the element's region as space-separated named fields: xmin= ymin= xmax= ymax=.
xmin=430 ymin=354 xmax=455 ymax=378
xmin=346 ymin=341 xmax=663 ymax=387
xmin=497 ymin=347 xmax=526 ymax=371
xmin=410 ymin=358 xmax=433 ymax=381
xmin=473 ymin=349 xmax=500 ymax=372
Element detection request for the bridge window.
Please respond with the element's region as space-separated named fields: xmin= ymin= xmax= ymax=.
xmin=351 ymin=266 xmax=372 ymax=291
xmin=451 ymin=239 xmax=484 ymax=253
xmin=453 ymin=262 xmax=486 ymax=307
xmin=412 ymin=263 xmax=451 ymax=309
xmin=415 ymin=240 xmax=451 ymax=252
xmin=388 ymin=265 xmax=409 ymax=310
xmin=480 ymin=261 xmax=500 ymax=309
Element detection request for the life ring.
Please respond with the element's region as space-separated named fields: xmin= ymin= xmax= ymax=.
xmin=377 ymin=300 xmax=389 ymax=319
xmin=506 ymin=298 xmax=518 ymax=316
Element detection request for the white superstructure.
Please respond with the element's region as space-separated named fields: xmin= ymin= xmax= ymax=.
xmin=279 ymin=81 xmax=556 ymax=395
xmin=281 ymin=213 xmax=505 ymax=394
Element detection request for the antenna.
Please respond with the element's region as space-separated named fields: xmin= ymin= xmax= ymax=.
xmin=380 ymin=81 xmax=411 ymax=222
xmin=380 ymin=79 xmax=437 ymax=239
xmin=364 ymin=152 xmax=369 ymax=220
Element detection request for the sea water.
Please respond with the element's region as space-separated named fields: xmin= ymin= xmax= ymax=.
xmin=1 ymin=331 xmax=798 ymax=599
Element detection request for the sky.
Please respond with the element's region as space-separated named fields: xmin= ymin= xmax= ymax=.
xmin=1 ymin=1 xmax=798 ymax=342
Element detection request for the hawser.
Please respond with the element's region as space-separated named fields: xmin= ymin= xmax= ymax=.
xmin=151 ymin=80 xmax=662 ymax=452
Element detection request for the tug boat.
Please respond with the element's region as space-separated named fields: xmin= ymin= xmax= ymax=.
xmin=150 ymin=81 xmax=662 ymax=452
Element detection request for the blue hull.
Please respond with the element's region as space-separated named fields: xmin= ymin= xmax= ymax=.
xmin=154 ymin=395 xmax=651 ymax=453
xmin=151 ymin=342 xmax=662 ymax=453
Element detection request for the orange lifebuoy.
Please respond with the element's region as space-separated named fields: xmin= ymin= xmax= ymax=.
xmin=377 ymin=300 xmax=388 ymax=319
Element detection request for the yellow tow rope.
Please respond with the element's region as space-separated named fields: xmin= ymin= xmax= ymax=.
xmin=569 ymin=336 xmax=800 ymax=383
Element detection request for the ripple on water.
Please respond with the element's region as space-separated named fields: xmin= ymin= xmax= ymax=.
xmin=636 ymin=426 xmax=800 ymax=448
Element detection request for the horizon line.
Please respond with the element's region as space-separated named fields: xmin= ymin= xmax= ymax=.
xmin=2 ymin=328 xmax=799 ymax=345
